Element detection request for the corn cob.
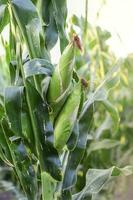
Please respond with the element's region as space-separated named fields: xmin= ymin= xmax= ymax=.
xmin=54 ymin=81 xmax=82 ymax=152
xmin=47 ymin=35 xmax=82 ymax=117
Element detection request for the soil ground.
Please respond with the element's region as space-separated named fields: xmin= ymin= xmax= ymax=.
xmin=114 ymin=176 xmax=133 ymax=200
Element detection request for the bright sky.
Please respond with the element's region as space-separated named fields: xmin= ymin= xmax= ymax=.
xmin=1 ymin=0 xmax=133 ymax=62
xmin=67 ymin=0 xmax=133 ymax=58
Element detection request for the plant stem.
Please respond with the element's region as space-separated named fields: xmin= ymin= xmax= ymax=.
xmin=84 ymin=0 xmax=88 ymax=37
xmin=18 ymin=45 xmax=44 ymax=172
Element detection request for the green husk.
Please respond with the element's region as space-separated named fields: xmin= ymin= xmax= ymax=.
xmin=47 ymin=40 xmax=75 ymax=117
xmin=54 ymin=82 xmax=82 ymax=152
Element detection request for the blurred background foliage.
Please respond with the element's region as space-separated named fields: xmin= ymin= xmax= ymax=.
xmin=67 ymin=7 xmax=133 ymax=199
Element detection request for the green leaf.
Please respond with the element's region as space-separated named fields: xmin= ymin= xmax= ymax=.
xmin=21 ymin=98 xmax=35 ymax=145
xmin=11 ymin=0 xmax=37 ymax=26
xmin=94 ymin=116 xmax=112 ymax=139
xmin=9 ymin=61 xmax=17 ymax=85
xmin=24 ymin=58 xmax=54 ymax=78
xmin=0 ymin=122 xmax=13 ymax=166
xmin=62 ymin=189 xmax=72 ymax=200
xmin=102 ymin=100 xmax=120 ymax=132
xmin=73 ymin=166 xmax=133 ymax=200
xmin=87 ymin=139 xmax=120 ymax=156
xmin=41 ymin=172 xmax=56 ymax=200
xmin=4 ymin=86 xmax=23 ymax=136
xmin=0 ymin=101 xmax=5 ymax=120
xmin=11 ymin=0 xmax=48 ymax=59
xmin=63 ymin=105 xmax=93 ymax=190
xmin=38 ymin=0 xmax=58 ymax=50
xmin=0 ymin=0 xmax=8 ymax=4
xmin=80 ymin=64 xmax=120 ymax=119
xmin=26 ymin=81 xmax=62 ymax=181
xmin=67 ymin=121 xmax=79 ymax=151
xmin=71 ymin=15 xmax=80 ymax=27
xmin=1 ymin=119 xmax=37 ymax=199
xmin=51 ymin=0 xmax=68 ymax=51
xmin=0 ymin=2 xmax=9 ymax=33
xmin=45 ymin=15 xmax=58 ymax=51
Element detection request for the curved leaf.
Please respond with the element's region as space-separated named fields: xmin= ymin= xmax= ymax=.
xmin=11 ymin=0 xmax=48 ymax=59
xmin=41 ymin=172 xmax=56 ymax=200
xmin=73 ymin=166 xmax=133 ymax=200
xmin=38 ymin=0 xmax=58 ymax=50
xmin=102 ymin=100 xmax=120 ymax=132
xmin=51 ymin=0 xmax=68 ymax=51
xmin=63 ymin=105 xmax=93 ymax=190
xmin=21 ymin=97 xmax=35 ymax=145
xmin=95 ymin=116 xmax=111 ymax=139
xmin=11 ymin=0 xmax=37 ymax=26
xmin=87 ymin=139 xmax=120 ymax=156
xmin=0 ymin=2 xmax=9 ymax=33
xmin=67 ymin=121 xmax=79 ymax=151
xmin=9 ymin=61 xmax=17 ymax=85
xmin=26 ymin=81 xmax=62 ymax=181
xmin=81 ymin=64 xmax=120 ymax=118
xmin=1 ymin=119 xmax=37 ymax=200
xmin=24 ymin=58 xmax=54 ymax=78
xmin=4 ymin=86 xmax=23 ymax=136
xmin=0 ymin=122 xmax=13 ymax=166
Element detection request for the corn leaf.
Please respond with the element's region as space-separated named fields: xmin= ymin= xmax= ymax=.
xmin=41 ymin=172 xmax=56 ymax=200
xmin=4 ymin=86 xmax=23 ymax=136
xmin=63 ymin=105 xmax=93 ymax=190
xmin=0 ymin=122 xmax=13 ymax=165
xmin=102 ymin=100 xmax=120 ymax=132
xmin=26 ymin=81 xmax=62 ymax=181
xmin=1 ymin=119 xmax=37 ymax=200
xmin=38 ymin=0 xmax=58 ymax=50
xmin=73 ymin=166 xmax=133 ymax=200
xmin=0 ymin=1 xmax=9 ymax=33
xmin=11 ymin=0 xmax=47 ymax=59
xmin=51 ymin=0 xmax=68 ymax=51
xmin=81 ymin=64 xmax=120 ymax=115
xmin=67 ymin=121 xmax=79 ymax=151
xmin=87 ymin=139 xmax=120 ymax=156
xmin=24 ymin=58 xmax=54 ymax=78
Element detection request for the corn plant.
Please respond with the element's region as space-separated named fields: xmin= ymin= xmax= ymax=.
xmin=0 ymin=0 xmax=133 ymax=200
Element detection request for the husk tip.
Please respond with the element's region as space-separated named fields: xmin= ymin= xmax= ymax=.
xmin=72 ymin=33 xmax=83 ymax=52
